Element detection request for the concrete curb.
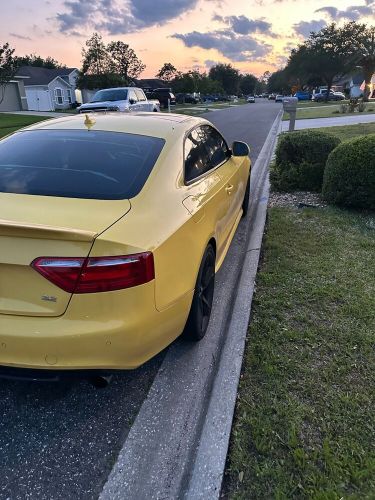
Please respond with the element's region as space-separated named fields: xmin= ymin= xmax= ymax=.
xmin=99 ymin=110 xmax=282 ymax=500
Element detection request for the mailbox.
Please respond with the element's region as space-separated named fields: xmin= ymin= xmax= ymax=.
xmin=283 ymin=97 xmax=298 ymax=113
xmin=283 ymin=97 xmax=298 ymax=132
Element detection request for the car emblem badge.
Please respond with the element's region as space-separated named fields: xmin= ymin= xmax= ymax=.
xmin=41 ymin=295 xmax=57 ymax=303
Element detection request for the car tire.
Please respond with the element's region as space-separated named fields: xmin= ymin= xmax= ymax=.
xmin=242 ymin=176 xmax=250 ymax=217
xmin=183 ymin=244 xmax=216 ymax=341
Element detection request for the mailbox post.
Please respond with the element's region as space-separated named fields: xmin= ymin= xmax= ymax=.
xmin=282 ymin=97 xmax=298 ymax=132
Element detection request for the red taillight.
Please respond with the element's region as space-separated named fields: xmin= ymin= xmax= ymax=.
xmin=31 ymin=253 xmax=155 ymax=293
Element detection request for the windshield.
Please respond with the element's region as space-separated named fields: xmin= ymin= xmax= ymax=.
xmin=0 ymin=130 xmax=165 ymax=200
xmin=91 ymin=89 xmax=128 ymax=102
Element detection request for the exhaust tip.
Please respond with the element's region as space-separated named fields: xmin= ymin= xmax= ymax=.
xmin=90 ymin=375 xmax=113 ymax=389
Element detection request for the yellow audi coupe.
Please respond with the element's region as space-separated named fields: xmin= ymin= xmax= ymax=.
xmin=0 ymin=112 xmax=250 ymax=374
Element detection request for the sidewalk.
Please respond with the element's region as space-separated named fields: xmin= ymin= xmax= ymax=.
xmin=282 ymin=113 xmax=375 ymax=131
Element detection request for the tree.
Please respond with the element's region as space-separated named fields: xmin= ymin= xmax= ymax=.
xmin=156 ymin=63 xmax=179 ymax=82
xmin=0 ymin=42 xmax=18 ymax=105
xmin=208 ymin=63 xmax=240 ymax=95
xmin=77 ymin=33 xmax=146 ymax=90
xmin=107 ymin=41 xmax=145 ymax=82
xmin=267 ymin=69 xmax=292 ymax=94
xmin=239 ymin=74 xmax=258 ymax=95
xmin=81 ymin=33 xmax=111 ymax=76
xmin=286 ymin=23 xmax=360 ymax=101
xmin=15 ymin=54 xmax=64 ymax=69
xmin=355 ymin=25 xmax=375 ymax=101
xmin=171 ymin=70 xmax=223 ymax=94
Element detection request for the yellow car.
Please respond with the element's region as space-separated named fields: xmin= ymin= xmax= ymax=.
xmin=0 ymin=112 xmax=250 ymax=373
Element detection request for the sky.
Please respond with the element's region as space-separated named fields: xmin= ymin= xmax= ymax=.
xmin=0 ymin=0 xmax=374 ymax=78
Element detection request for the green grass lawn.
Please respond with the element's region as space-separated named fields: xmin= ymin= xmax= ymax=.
xmin=283 ymin=104 xmax=375 ymax=121
xmin=224 ymin=206 xmax=375 ymax=499
xmin=311 ymin=122 xmax=375 ymax=142
xmin=0 ymin=113 xmax=50 ymax=138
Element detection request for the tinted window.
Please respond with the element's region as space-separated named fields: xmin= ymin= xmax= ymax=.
xmin=91 ymin=89 xmax=128 ymax=102
xmin=184 ymin=125 xmax=228 ymax=183
xmin=202 ymin=125 xmax=228 ymax=168
xmin=0 ymin=130 xmax=165 ymax=200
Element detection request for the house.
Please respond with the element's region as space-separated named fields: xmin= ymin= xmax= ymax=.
xmin=15 ymin=66 xmax=79 ymax=111
xmin=0 ymin=75 xmax=29 ymax=112
xmin=333 ymin=72 xmax=372 ymax=98
xmin=350 ymin=73 xmax=365 ymax=98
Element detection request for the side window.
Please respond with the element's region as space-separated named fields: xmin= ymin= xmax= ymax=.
xmin=184 ymin=127 xmax=210 ymax=182
xmin=129 ymin=90 xmax=137 ymax=102
xmin=201 ymin=125 xmax=229 ymax=168
xmin=184 ymin=125 xmax=229 ymax=183
xmin=135 ymin=89 xmax=146 ymax=101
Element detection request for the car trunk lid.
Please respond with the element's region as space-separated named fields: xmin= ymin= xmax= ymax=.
xmin=0 ymin=193 xmax=131 ymax=317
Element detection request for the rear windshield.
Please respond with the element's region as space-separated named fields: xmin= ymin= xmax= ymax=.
xmin=91 ymin=89 xmax=128 ymax=102
xmin=0 ymin=129 xmax=165 ymax=200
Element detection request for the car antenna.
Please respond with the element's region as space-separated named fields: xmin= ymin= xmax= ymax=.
xmin=84 ymin=114 xmax=96 ymax=131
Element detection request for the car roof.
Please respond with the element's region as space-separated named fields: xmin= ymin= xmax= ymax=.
xmin=23 ymin=112 xmax=205 ymax=140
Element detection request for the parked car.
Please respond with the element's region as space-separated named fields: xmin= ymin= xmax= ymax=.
xmin=268 ymin=94 xmax=276 ymax=100
xmin=78 ymin=87 xmax=160 ymax=113
xmin=0 ymin=113 xmax=251 ymax=376
xmin=312 ymin=91 xmax=345 ymax=102
xmin=247 ymin=95 xmax=255 ymax=103
xmin=146 ymin=88 xmax=176 ymax=109
xmin=294 ymin=91 xmax=311 ymax=101
xmin=275 ymin=95 xmax=284 ymax=102
xmin=176 ymin=93 xmax=199 ymax=104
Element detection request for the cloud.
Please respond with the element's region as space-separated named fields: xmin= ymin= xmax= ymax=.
xmin=57 ymin=0 xmax=199 ymax=34
xmin=171 ymin=30 xmax=272 ymax=62
xmin=9 ymin=33 xmax=32 ymax=40
xmin=293 ymin=19 xmax=327 ymax=37
xmin=131 ymin=0 xmax=199 ymax=26
xmin=204 ymin=59 xmax=220 ymax=68
xmin=212 ymin=14 xmax=275 ymax=36
xmin=315 ymin=4 xmax=374 ymax=21
xmin=224 ymin=15 xmax=273 ymax=35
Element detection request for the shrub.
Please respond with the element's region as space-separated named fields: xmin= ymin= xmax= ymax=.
xmin=322 ymin=134 xmax=375 ymax=210
xmin=348 ymin=97 xmax=358 ymax=113
xmin=339 ymin=103 xmax=348 ymax=114
xmin=358 ymin=101 xmax=366 ymax=112
xmin=271 ymin=130 xmax=341 ymax=192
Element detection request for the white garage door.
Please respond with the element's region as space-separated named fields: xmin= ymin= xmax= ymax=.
xmin=26 ymin=89 xmax=53 ymax=111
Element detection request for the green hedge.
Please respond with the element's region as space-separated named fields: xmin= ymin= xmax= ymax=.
xmin=322 ymin=134 xmax=375 ymax=210
xmin=271 ymin=130 xmax=341 ymax=192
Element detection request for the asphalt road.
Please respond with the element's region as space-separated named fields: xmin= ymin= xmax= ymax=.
xmin=0 ymin=99 xmax=281 ymax=500
xmin=204 ymin=99 xmax=282 ymax=163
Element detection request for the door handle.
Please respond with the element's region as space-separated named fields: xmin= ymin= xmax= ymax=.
xmin=225 ymin=184 xmax=234 ymax=195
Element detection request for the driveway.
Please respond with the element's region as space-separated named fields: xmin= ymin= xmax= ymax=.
xmin=0 ymin=100 xmax=281 ymax=500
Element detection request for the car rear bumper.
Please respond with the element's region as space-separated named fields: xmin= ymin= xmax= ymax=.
xmin=0 ymin=283 xmax=193 ymax=370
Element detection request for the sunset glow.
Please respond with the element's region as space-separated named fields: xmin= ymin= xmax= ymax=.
xmin=1 ymin=0 xmax=374 ymax=76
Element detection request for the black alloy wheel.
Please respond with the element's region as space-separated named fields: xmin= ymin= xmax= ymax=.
xmin=242 ymin=176 xmax=250 ymax=217
xmin=183 ymin=245 xmax=216 ymax=341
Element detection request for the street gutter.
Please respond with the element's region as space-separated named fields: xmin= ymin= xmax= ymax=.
xmin=99 ymin=110 xmax=283 ymax=500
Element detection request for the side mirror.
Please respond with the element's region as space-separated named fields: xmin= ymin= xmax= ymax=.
xmin=129 ymin=98 xmax=136 ymax=105
xmin=232 ymin=141 xmax=250 ymax=157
